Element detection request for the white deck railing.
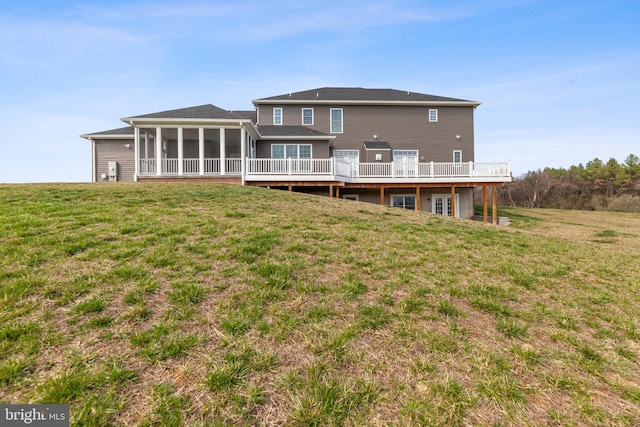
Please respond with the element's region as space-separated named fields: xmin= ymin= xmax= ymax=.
xmin=246 ymin=159 xmax=334 ymax=175
xmin=139 ymin=158 xmax=242 ymax=176
xmin=140 ymin=158 xmax=510 ymax=180
xmin=246 ymin=159 xmax=510 ymax=180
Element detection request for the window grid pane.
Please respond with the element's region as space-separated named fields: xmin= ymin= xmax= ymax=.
xmin=302 ymin=108 xmax=313 ymax=125
xmin=330 ymin=109 xmax=343 ymax=133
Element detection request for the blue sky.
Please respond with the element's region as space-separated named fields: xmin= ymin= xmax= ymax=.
xmin=0 ymin=0 xmax=638 ymax=182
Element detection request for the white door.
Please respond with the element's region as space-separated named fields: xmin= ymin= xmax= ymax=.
xmin=393 ymin=150 xmax=418 ymax=177
xmin=432 ymin=194 xmax=460 ymax=218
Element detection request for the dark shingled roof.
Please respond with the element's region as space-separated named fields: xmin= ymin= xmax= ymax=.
xmin=364 ymin=141 xmax=392 ymax=150
xmin=257 ymin=125 xmax=330 ymax=137
xmin=82 ymin=126 xmax=134 ymax=137
xmin=128 ymin=104 xmax=245 ymax=120
xmin=255 ymin=87 xmax=475 ymax=103
xmin=231 ymin=110 xmax=257 ymax=123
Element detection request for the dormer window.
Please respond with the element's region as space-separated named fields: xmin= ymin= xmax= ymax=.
xmin=273 ymin=108 xmax=283 ymax=125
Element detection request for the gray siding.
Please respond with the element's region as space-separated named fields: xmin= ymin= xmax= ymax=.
xmin=257 ymin=104 xmax=474 ymax=162
xmin=95 ymin=140 xmax=135 ymax=182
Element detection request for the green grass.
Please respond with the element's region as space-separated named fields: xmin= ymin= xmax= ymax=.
xmin=1 ymin=183 xmax=639 ymax=425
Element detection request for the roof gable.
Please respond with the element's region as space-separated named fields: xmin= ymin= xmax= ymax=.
xmin=126 ymin=104 xmax=244 ymax=120
xmin=81 ymin=126 xmax=134 ymax=139
xmin=253 ymin=87 xmax=478 ymax=105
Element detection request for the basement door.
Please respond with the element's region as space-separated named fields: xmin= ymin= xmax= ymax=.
xmin=432 ymin=194 xmax=460 ymax=218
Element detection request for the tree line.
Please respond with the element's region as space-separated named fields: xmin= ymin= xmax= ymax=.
xmin=498 ymin=154 xmax=640 ymax=212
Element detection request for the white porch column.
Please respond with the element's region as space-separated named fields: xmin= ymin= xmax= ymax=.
xmin=199 ymin=127 xmax=205 ymax=175
xmin=156 ymin=127 xmax=163 ymax=176
xmin=178 ymin=127 xmax=184 ymax=175
xmin=240 ymin=126 xmax=246 ymax=185
xmin=144 ymin=132 xmax=149 ymax=160
xmin=220 ymin=128 xmax=226 ymax=175
xmin=134 ymin=127 xmax=140 ymax=181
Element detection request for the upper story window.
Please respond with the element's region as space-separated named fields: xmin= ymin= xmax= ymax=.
xmin=273 ymin=107 xmax=283 ymax=125
xmin=302 ymin=108 xmax=314 ymax=125
xmin=453 ymin=150 xmax=462 ymax=163
xmin=330 ymin=108 xmax=343 ymax=133
xmin=429 ymin=109 xmax=438 ymax=123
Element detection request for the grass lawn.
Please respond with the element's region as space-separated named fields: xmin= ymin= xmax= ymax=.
xmin=1 ymin=183 xmax=639 ymax=426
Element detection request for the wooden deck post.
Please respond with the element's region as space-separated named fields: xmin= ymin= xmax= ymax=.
xmin=451 ymin=186 xmax=456 ymax=218
xmin=288 ymin=185 xmax=292 ymax=192
xmin=329 ymin=185 xmax=333 ymax=198
xmin=492 ymin=186 xmax=498 ymax=225
xmin=483 ymin=186 xmax=488 ymax=223
xmin=380 ymin=187 xmax=385 ymax=206
xmin=335 ymin=186 xmax=340 ymax=199
xmin=415 ymin=186 xmax=421 ymax=211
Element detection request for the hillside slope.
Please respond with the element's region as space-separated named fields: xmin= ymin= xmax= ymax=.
xmin=1 ymin=183 xmax=639 ymax=426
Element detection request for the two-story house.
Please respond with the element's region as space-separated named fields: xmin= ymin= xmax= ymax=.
xmin=81 ymin=87 xmax=511 ymax=221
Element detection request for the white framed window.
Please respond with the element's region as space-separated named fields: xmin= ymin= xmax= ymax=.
xmin=302 ymin=108 xmax=314 ymax=125
xmin=432 ymin=194 xmax=460 ymax=218
xmin=330 ymin=108 xmax=343 ymax=133
xmin=393 ymin=150 xmax=418 ymax=176
xmin=273 ymin=107 xmax=283 ymax=125
xmin=429 ymin=109 xmax=438 ymax=122
xmin=271 ymin=144 xmax=312 ymax=159
xmin=391 ymin=194 xmax=416 ymax=210
xmin=343 ymin=194 xmax=359 ymax=201
xmin=453 ymin=150 xmax=462 ymax=163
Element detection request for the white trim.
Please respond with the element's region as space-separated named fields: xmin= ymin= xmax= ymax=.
xmin=90 ymin=139 xmax=96 ymax=182
xmin=432 ymin=193 xmax=460 ymax=218
xmin=198 ymin=128 xmax=205 ymax=176
xmin=453 ymin=150 xmax=462 ymax=163
xmin=391 ymin=194 xmax=417 ymax=210
xmin=134 ymin=127 xmax=140 ymax=180
xmin=253 ymin=99 xmax=481 ymax=107
xmin=177 ymin=127 xmax=184 ymax=175
xmin=330 ymin=108 xmax=343 ymax=134
xmin=273 ymin=107 xmax=283 ymax=125
xmin=429 ymin=109 xmax=438 ymax=123
xmin=271 ymin=143 xmax=313 ymax=159
xmin=302 ymin=108 xmax=314 ymax=125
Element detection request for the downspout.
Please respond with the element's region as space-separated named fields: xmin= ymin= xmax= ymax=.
xmin=240 ymin=122 xmax=246 ymax=185
xmin=90 ymin=138 xmax=96 ymax=182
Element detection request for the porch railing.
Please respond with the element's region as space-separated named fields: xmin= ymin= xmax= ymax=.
xmin=139 ymin=158 xmax=242 ymax=176
xmin=246 ymin=158 xmax=334 ymax=175
xmin=244 ymin=159 xmax=511 ymax=180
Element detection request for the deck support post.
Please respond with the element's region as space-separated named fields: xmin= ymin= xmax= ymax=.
xmin=415 ymin=186 xmax=421 ymax=211
xmin=451 ymin=186 xmax=456 ymax=218
xmin=329 ymin=185 xmax=334 ymax=198
xmin=380 ymin=187 xmax=385 ymax=206
xmin=492 ymin=186 xmax=498 ymax=225
xmin=483 ymin=186 xmax=488 ymax=223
